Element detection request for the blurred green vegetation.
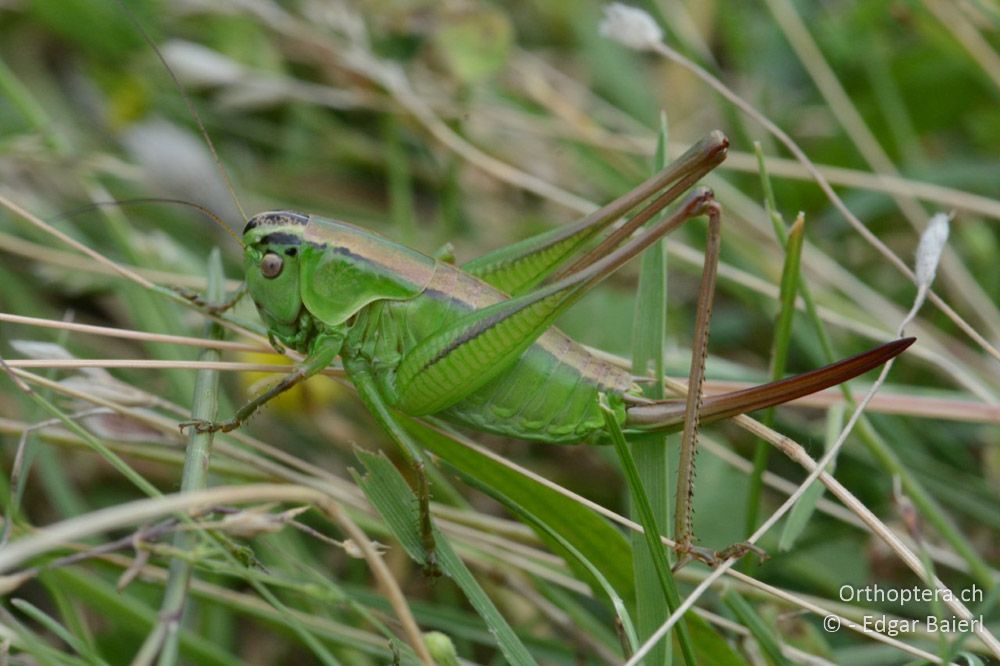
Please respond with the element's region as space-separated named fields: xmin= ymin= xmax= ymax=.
xmin=0 ymin=0 xmax=997 ymax=664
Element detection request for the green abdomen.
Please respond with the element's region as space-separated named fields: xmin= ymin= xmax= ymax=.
xmin=362 ymin=263 xmax=635 ymax=443
xmin=445 ymin=336 xmax=630 ymax=442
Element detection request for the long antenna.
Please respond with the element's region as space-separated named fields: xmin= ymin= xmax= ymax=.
xmin=114 ymin=0 xmax=249 ymax=241
xmin=53 ymin=198 xmax=237 ymax=239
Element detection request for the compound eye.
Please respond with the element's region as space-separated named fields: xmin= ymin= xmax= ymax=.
xmin=261 ymin=252 xmax=284 ymax=279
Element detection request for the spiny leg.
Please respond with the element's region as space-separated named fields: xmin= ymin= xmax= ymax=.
xmin=638 ymin=198 xmax=914 ymax=567
xmin=344 ymin=358 xmax=440 ymax=577
xmin=672 ymin=198 xmax=721 ymax=565
xmin=627 ymin=342 xmax=915 ymax=567
xmin=666 ymin=199 xmax=779 ymax=569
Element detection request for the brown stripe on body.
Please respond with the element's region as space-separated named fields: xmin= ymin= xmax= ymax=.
xmin=304 ymin=217 xmax=437 ymax=290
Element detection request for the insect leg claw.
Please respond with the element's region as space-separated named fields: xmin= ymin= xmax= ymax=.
xmin=715 ymin=541 xmax=769 ymax=565
xmin=672 ymin=542 xmax=769 ymax=571
xmin=178 ymin=418 xmax=238 ymax=434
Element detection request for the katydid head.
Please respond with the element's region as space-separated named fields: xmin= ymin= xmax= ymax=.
xmin=243 ymin=211 xmax=310 ymax=338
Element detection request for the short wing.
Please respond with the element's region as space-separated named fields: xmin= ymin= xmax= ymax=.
xmin=301 ymin=217 xmax=436 ymax=326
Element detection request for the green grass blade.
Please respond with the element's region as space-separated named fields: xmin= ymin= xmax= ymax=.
xmin=491 ymin=481 xmax=639 ymax=655
xmin=753 ymin=141 xmax=786 ymax=243
xmin=11 ymin=598 xmax=112 ymax=666
xmin=0 ymin=608 xmax=90 ymax=666
xmin=745 ymin=213 xmax=805 ymax=538
xmin=352 ymin=449 xmax=538 ymax=666
xmin=721 ymin=589 xmax=792 ymax=666
xmin=535 ymin=583 xmax=623 ymax=656
xmin=769 ymin=214 xmax=805 ymax=387
xmin=629 ymin=113 xmax=675 ymax=666
xmin=43 ymin=569 xmax=241 ymax=666
xmin=351 ymin=451 xmax=426 ymax=561
xmin=753 ymin=143 xmax=995 ymax=588
xmin=383 ymin=113 xmax=417 ymax=247
xmin=600 ymin=394 xmax=696 ymax=666
xmin=0 ymin=373 xmax=160 ymax=500
xmin=153 ymin=249 xmax=226 ymax=666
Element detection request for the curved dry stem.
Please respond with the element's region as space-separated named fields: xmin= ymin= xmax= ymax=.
xmin=0 ymin=484 xmax=328 ymax=574
xmin=320 ymin=500 xmax=435 ymax=665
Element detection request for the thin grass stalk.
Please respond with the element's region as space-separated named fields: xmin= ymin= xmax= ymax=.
xmin=777 ymin=404 xmax=844 ymax=550
xmin=0 ymin=363 xmax=161 ymax=500
xmin=0 ymin=314 xmax=262 ymax=352
xmin=0 ymin=484 xmax=349 ymax=663
xmin=0 ymin=605 xmax=91 ymax=666
xmin=763 ymin=0 xmax=1000 ymax=339
xmin=148 ymin=250 xmax=225 ymax=666
xmin=746 ymin=149 xmax=996 ymax=588
xmin=744 ymin=209 xmax=804 ymax=542
xmin=8 ymin=315 xmax=88 ymax=545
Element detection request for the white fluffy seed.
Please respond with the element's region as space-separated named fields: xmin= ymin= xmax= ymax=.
xmin=599 ymin=4 xmax=663 ymax=52
xmin=915 ymin=213 xmax=950 ymax=288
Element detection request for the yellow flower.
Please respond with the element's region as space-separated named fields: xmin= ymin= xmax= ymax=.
xmin=237 ymin=352 xmax=345 ymax=416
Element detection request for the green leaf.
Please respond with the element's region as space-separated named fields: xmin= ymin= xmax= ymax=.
xmin=495 ymin=479 xmax=639 ymax=655
xmin=407 ymin=418 xmax=742 ymax=666
xmin=404 ymin=419 xmax=634 ymax=595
